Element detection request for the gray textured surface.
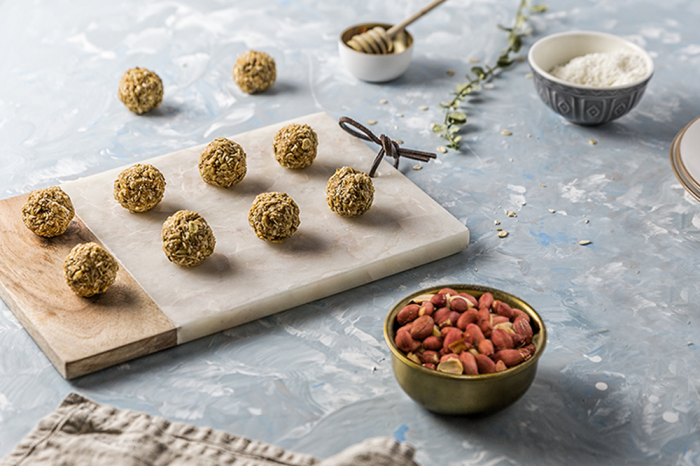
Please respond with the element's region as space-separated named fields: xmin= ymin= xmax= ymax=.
xmin=1 ymin=0 xmax=699 ymax=464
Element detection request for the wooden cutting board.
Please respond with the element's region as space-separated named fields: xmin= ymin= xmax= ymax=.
xmin=0 ymin=112 xmax=469 ymax=379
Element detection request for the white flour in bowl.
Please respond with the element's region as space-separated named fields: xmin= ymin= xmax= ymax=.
xmin=549 ymin=51 xmax=648 ymax=87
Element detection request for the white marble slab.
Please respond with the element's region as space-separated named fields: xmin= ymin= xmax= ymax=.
xmin=62 ymin=112 xmax=469 ymax=343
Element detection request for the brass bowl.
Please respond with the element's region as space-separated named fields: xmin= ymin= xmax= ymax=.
xmin=383 ymin=284 xmax=547 ymax=415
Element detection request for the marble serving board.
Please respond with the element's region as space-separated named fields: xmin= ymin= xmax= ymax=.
xmin=0 ymin=112 xmax=470 ymax=379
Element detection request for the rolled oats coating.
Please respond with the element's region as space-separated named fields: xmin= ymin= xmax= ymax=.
xmin=63 ymin=242 xmax=119 ymax=297
xmin=161 ymin=210 xmax=216 ymax=267
xmin=326 ymin=166 xmax=374 ymax=217
xmin=273 ymin=123 xmax=318 ymax=169
xmin=198 ymin=138 xmax=247 ymax=188
xmin=118 ymin=67 xmax=163 ymax=114
xmin=233 ymin=50 xmax=276 ymax=94
xmin=113 ymin=164 xmax=166 ymax=213
xmin=21 ymin=186 xmax=75 ymax=237
xmin=248 ymin=192 xmax=300 ymax=242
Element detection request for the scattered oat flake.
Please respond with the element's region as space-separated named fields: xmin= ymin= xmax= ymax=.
xmin=494 ymin=220 xmax=500 ymax=225
xmin=506 ymin=211 xmax=516 ymax=217
xmin=584 ymin=219 xmax=589 ymax=224
xmin=579 ymin=240 xmax=592 ymax=245
xmin=527 ymin=134 xmax=532 ymax=138
xmin=509 ymin=158 xmax=514 ymax=162
xmin=367 ymin=120 xmax=377 ymax=125
xmin=474 ymin=268 xmax=478 ymax=272
xmin=396 ymin=113 xmax=404 ymax=117
xmin=380 ymin=99 xmax=388 ymax=104
xmin=539 ymin=183 xmax=546 ymax=187
xmin=446 ymin=69 xmax=455 ymax=76
xmin=469 ymin=57 xmax=480 ymax=63
xmin=548 ymin=209 xmax=555 ymax=213
xmin=496 ymin=228 xmax=502 ymax=231
xmin=437 ymin=146 xmax=447 ymax=153
xmin=483 ymin=83 xmax=495 ymax=89
xmin=412 ymin=164 xmax=422 ymax=170
xmin=589 ymin=139 xmax=597 ymax=145
xmin=501 ymin=130 xmax=512 ymax=136
xmin=498 ymin=231 xmax=509 ymax=238
xmin=689 ymin=342 xmax=694 ymax=346
xmin=395 ymin=139 xmax=404 ymax=144
xmin=525 ymin=73 xmax=533 ymax=78
xmin=419 ymin=105 xmax=428 ymax=111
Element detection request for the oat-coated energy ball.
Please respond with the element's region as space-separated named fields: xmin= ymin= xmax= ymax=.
xmin=248 ymin=192 xmax=300 ymax=242
xmin=326 ymin=166 xmax=375 ymax=217
xmin=118 ymin=67 xmax=163 ymax=114
xmin=63 ymin=242 xmax=119 ymax=297
xmin=198 ymin=138 xmax=247 ymax=188
xmin=232 ymin=50 xmax=276 ymax=94
xmin=113 ymin=164 xmax=166 ymax=213
xmin=273 ymin=123 xmax=318 ymax=169
xmin=22 ymin=186 xmax=75 ymax=237
xmin=161 ymin=210 xmax=216 ymax=267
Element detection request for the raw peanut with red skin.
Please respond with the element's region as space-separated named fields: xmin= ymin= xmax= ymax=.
xmin=442 ymin=328 xmax=463 ymax=351
xmin=438 ymin=288 xmax=457 ymax=297
xmin=440 ymin=327 xmax=452 ymax=339
xmin=444 ymin=311 xmax=460 ymax=327
xmin=491 ymin=328 xmax=514 ymax=351
xmin=492 ymin=315 xmax=509 ymax=326
xmin=397 ymin=304 xmax=420 ymax=324
xmin=510 ymin=333 xmax=527 ymax=348
xmin=492 ymin=349 xmax=524 ymax=367
xmin=495 ymin=360 xmax=508 ymax=372
xmin=395 ymin=331 xmax=417 ymax=353
xmin=519 ymin=344 xmax=536 ymax=360
xmin=433 ymin=307 xmax=450 ymax=325
xmin=495 ymin=301 xmax=514 ymax=319
xmin=459 ymin=292 xmax=478 ymax=307
xmin=457 ymin=309 xmax=479 ymax=330
xmin=478 ymin=339 xmax=494 ymax=356
xmin=397 ymin=323 xmax=411 ymax=334
xmin=430 ymin=293 xmax=447 ymax=308
xmin=419 ymin=350 xmax=440 ymax=365
xmin=440 ymin=353 xmax=460 ymax=363
xmin=410 ymin=315 xmax=435 ymax=341
xmin=466 ymin=324 xmax=485 ymax=346
xmin=418 ymin=301 xmax=434 ymax=317
xmin=478 ymin=292 xmax=494 ymax=310
xmin=423 ymin=335 xmax=443 ymax=350
xmin=478 ymin=319 xmax=493 ymax=338
xmin=422 ymin=363 xmax=436 ymax=370
xmin=438 ymin=348 xmax=450 ymax=358
xmin=448 ymin=338 xmax=468 ymax=355
xmin=475 ymin=354 xmax=496 ymax=374
xmin=410 ymin=339 xmax=422 ymax=352
xmin=512 ymin=308 xmax=530 ymax=323
xmin=477 ymin=307 xmax=490 ymax=323
xmin=459 ymin=351 xmax=479 ymax=375
xmin=513 ymin=316 xmax=533 ymax=340
xmin=448 ymin=295 xmax=472 ymax=312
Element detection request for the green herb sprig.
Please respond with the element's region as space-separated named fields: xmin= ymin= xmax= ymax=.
xmin=433 ymin=1 xmax=547 ymax=150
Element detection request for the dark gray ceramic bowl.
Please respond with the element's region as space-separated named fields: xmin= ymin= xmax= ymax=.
xmin=528 ymin=31 xmax=654 ymax=125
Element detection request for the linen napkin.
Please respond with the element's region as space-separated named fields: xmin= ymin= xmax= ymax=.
xmin=1 ymin=393 xmax=419 ymax=466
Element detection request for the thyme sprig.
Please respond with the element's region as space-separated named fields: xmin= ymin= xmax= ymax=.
xmin=434 ymin=1 xmax=547 ymax=150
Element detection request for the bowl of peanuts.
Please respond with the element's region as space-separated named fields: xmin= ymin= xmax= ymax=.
xmin=383 ymin=284 xmax=547 ymax=415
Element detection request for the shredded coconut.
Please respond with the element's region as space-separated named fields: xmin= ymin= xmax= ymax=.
xmin=549 ymin=52 xmax=648 ymax=87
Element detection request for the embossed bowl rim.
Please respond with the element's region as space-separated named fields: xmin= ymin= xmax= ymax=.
xmin=528 ymin=31 xmax=654 ymax=91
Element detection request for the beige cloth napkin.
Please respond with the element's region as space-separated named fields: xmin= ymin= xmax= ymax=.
xmin=1 ymin=393 xmax=420 ymax=466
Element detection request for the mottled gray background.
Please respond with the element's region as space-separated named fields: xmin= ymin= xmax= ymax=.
xmin=1 ymin=0 xmax=699 ymax=464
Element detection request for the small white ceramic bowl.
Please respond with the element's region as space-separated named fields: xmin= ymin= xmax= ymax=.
xmin=528 ymin=31 xmax=654 ymax=125
xmin=339 ymin=23 xmax=414 ymax=83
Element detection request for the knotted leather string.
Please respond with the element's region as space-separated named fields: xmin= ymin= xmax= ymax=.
xmin=338 ymin=116 xmax=437 ymax=178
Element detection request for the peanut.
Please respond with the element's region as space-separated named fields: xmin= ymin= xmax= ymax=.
xmin=512 ymin=308 xmax=531 ymax=323
xmin=492 ymin=315 xmax=510 ymax=326
xmin=448 ymin=295 xmax=472 ymax=312
xmin=477 ymin=339 xmax=494 ymax=356
xmin=478 ymin=292 xmax=494 ymax=310
xmin=492 ymin=349 xmax=524 ymax=367
xmin=495 ymin=301 xmax=514 ymax=319
xmin=491 ymin=328 xmax=514 ymax=351
xmin=430 ymin=293 xmax=447 ymax=308
xmin=423 ymin=363 xmax=436 ymax=370
xmin=459 ymin=351 xmax=479 ymax=375
xmin=465 ymin=323 xmax=485 ymax=345
xmin=395 ymin=331 xmax=415 ymax=353
xmin=418 ymin=301 xmax=434 ymax=317
xmin=397 ymin=304 xmax=420 ymax=324
xmin=438 ymin=287 xmax=458 ymax=297
xmin=448 ymin=338 xmax=468 ymax=355
xmin=433 ymin=307 xmax=450 ymax=325
xmin=423 ymin=335 xmax=443 ymax=350
xmin=420 ymin=350 xmax=440 ymax=365
xmin=442 ymin=328 xmax=463 ymax=351
xmin=410 ymin=315 xmax=435 ymax=341
xmin=459 ymin=292 xmax=478 ymax=307
xmin=475 ymin=354 xmax=496 ymax=374
xmin=456 ymin=309 xmax=479 ymax=330
xmin=495 ymin=360 xmax=508 ymax=372
xmin=437 ymin=357 xmax=463 ymax=375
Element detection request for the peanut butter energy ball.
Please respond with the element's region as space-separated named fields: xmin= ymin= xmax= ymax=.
xmin=161 ymin=210 xmax=216 ymax=267
xmin=22 ymin=186 xmax=75 ymax=237
xmin=326 ymin=166 xmax=375 ymax=217
xmin=63 ymin=242 xmax=119 ymax=297
xmin=273 ymin=123 xmax=318 ymax=169
xmin=118 ymin=67 xmax=163 ymax=114
xmin=114 ymin=164 xmax=166 ymax=213
xmin=198 ymin=138 xmax=247 ymax=188
xmin=248 ymin=192 xmax=300 ymax=242
xmin=233 ymin=50 xmax=276 ymax=94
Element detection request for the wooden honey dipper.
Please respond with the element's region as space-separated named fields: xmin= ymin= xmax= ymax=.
xmin=347 ymin=0 xmax=447 ymax=54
